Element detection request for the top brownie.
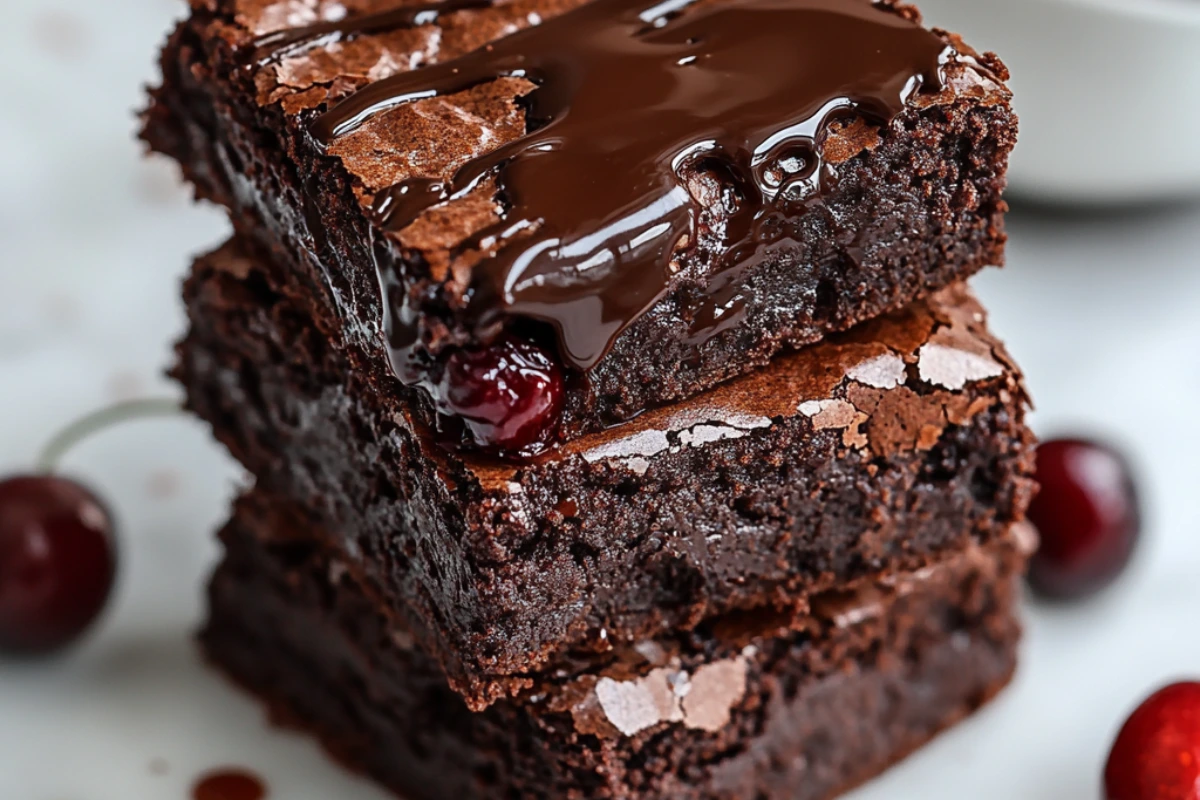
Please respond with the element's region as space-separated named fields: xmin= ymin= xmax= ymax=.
xmin=144 ymin=0 xmax=1016 ymax=457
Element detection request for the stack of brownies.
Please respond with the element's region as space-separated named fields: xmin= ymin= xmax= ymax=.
xmin=143 ymin=0 xmax=1037 ymax=796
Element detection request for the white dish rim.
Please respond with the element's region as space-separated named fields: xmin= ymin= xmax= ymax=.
xmin=1048 ymin=0 xmax=1200 ymax=25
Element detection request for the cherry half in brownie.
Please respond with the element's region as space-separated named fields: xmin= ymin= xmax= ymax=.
xmin=143 ymin=0 xmax=1016 ymax=455
xmin=205 ymin=491 xmax=1030 ymax=800
xmin=176 ymin=237 xmax=1035 ymax=710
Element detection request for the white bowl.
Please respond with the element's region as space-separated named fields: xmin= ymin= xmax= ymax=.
xmin=916 ymin=0 xmax=1200 ymax=204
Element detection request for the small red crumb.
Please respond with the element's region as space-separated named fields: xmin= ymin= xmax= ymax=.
xmin=192 ymin=768 xmax=267 ymax=800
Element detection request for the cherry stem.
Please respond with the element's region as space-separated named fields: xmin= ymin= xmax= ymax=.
xmin=36 ymin=398 xmax=183 ymax=474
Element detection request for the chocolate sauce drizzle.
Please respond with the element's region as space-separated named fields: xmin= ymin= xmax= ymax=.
xmin=260 ymin=0 xmax=959 ymax=373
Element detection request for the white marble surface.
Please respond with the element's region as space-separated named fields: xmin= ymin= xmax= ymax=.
xmin=2 ymin=1 xmax=1200 ymax=797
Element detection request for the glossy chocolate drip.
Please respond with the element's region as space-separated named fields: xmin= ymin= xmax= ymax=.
xmin=262 ymin=0 xmax=959 ymax=374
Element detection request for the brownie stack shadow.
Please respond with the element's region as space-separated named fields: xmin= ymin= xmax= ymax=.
xmin=142 ymin=0 xmax=1033 ymax=796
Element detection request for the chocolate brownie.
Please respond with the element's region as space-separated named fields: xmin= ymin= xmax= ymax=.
xmin=204 ymin=491 xmax=1030 ymax=800
xmin=143 ymin=0 xmax=1016 ymax=455
xmin=175 ymin=237 xmax=1035 ymax=709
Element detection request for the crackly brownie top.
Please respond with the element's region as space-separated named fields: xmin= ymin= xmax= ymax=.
xmin=205 ymin=0 xmax=1009 ymax=373
xmin=456 ymin=282 xmax=1026 ymax=488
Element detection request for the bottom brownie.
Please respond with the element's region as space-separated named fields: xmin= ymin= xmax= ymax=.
xmin=202 ymin=492 xmax=1030 ymax=800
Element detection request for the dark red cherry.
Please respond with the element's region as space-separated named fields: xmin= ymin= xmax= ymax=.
xmin=0 ymin=475 xmax=116 ymax=655
xmin=437 ymin=335 xmax=564 ymax=453
xmin=1105 ymin=682 xmax=1200 ymax=800
xmin=1026 ymin=438 xmax=1140 ymax=600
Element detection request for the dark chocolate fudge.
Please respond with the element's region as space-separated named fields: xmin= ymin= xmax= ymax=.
xmin=144 ymin=0 xmax=1016 ymax=454
xmin=205 ymin=491 xmax=1031 ymax=800
xmin=176 ymin=237 xmax=1035 ymax=710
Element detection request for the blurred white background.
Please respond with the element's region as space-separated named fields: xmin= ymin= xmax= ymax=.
xmin=1 ymin=0 xmax=1199 ymax=798
xmin=918 ymin=0 xmax=1200 ymax=203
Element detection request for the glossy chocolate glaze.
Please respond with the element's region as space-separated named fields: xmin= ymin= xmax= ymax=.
xmin=255 ymin=0 xmax=964 ymax=376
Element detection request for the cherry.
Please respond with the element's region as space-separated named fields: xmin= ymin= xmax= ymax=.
xmin=1026 ymin=438 xmax=1140 ymax=601
xmin=0 ymin=475 xmax=116 ymax=655
xmin=436 ymin=335 xmax=564 ymax=454
xmin=1105 ymin=682 xmax=1200 ymax=800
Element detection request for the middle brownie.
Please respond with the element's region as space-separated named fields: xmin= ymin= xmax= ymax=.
xmin=177 ymin=237 xmax=1035 ymax=710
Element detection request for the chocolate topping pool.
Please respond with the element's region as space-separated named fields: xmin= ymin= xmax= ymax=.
xmin=252 ymin=0 xmax=971 ymax=373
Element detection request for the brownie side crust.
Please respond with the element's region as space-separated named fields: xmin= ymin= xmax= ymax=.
xmin=143 ymin=0 xmax=1017 ymax=445
xmin=175 ymin=237 xmax=1035 ymax=710
xmin=203 ymin=491 xmax=1027 ymax=800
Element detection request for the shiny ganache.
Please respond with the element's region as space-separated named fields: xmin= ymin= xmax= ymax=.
xmin=252 ymin=0 xmax=969 ymax=375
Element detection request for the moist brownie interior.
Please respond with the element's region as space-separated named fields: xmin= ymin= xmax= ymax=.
xmin=177 ymin=236 xmax=1035 ymax=709
xmin=205 ymin=490 xmax=1030 ymax=799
